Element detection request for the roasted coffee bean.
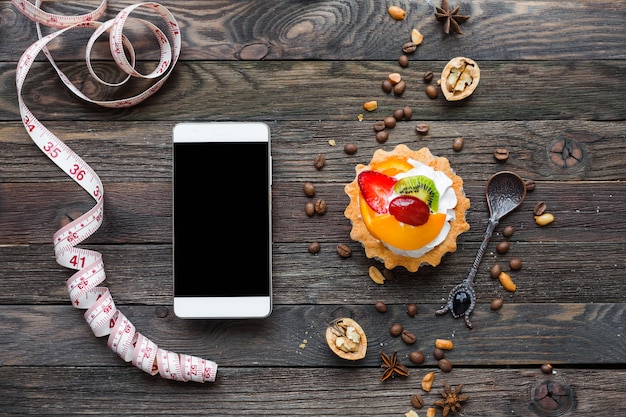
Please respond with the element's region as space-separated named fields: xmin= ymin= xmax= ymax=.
xmin=503 ymin=225 xmax=515 ymax=237
xmin=409 ymin=351 xmax=425 ymax=364
xmin=308 ymin=241 xmax=321 ymax=254
xmin=393 ymin=80 xmax=406 ymax=95
xmin=305 ymin=202 xmax=315 ymax=217
xmin=534 ymin=201 xmax=547 ymax=216
xmin=493 ymin=148 xmax=509 ymax=161
xmin=490 ymin=298 xmax=504 ymax=310
xmin=423 ymin=70 xmax=434 ymax=83
xmin=375 ymin=301 xmax=388 ymax=313
xmin=402 ymin=41 xmax=417 ymax=54
xmin=401 ymin=330 xmax=417 ymax=344
xmin=390 ymin=323 xmax=403 ymax=337
xmin=393 ymin=108 xmax=405 ymax=121
xmin=336 ymin=243 xmax=352 ymax=258
xmin=411 ymin=394 xmax=425 ymax=408
xmin=433 ymin=348 xmax=445 ymax=360
xmin=452 ymin=137 xmax=465 ymax=152
xmin=344 ymin=143 xmax=357 ymax=155
xmin=382 ymin=268 xmax=395 ymax=281
xmin=403 ymin=105 xmax=413 ymax=120
xmin=313 ymin=153 xmax=326 ymax=169
xmin=415 ymin=123 xmax=430 ymax=135
xmin=407 ymin=303 xmax=418 ymax=316
xmin=524 ymin=179 xmax=536 ymax=192
xmin=373 ymin=120 xmax=386 ymax=132
xmin=398 ymin=54 xmax=409 ymax=68
xmin=509 ymin=258 xmax=522 ymax=270
xmin=438 ymin=358 xmax=453 ymax=372
xmin=425 ymin=84 xmax=438 ymax=99
xmin=496 ymin=241 xmax=510 ymax=254
xmin=541 ymin=363 xmax=554 ymax=374
xmin=375 ymin=130 xmax=389 ymax=143
xmin=314 ymin=198 xmax=327 ymax=215
xmin=384 ymin=115 xmax=397 ymax=129
xmin=382 ymin=79 xmax=393 ymax=93
xmin=303 ymin=181 xmax=316 ymax=197
xmin=490 ymin=263 xmax=502 ymax=279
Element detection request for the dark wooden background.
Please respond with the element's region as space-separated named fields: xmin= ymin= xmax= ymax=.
xmin=1 ymin=1 xmax=625 ymax=416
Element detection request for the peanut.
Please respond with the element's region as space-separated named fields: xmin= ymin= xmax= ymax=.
xmin=388 ymin=72 xmax=402 ymax=84
xmin=368 ymin=266 xmax=386 ymax=285
xmin=535 ymin=212 xmax=555 ymax=226
xmin=421 ymin=371 xmax=435 ymax=392
xmin=405 ymin=411 xmax=419 ymax=417
xmin=426 ymin=407 xmax=437 ymax=417
xmin=498 ymin=271 xmax=517 ymax=292
xmin=388 ymin=5 xmax=406 ymax=20
xmin=411 ymin=29 xmax=424 ymax=45
xmin=435 ymin=338 xmax=454 ymax=350
xmin=363 ymin=100 xmax=377 ymax=112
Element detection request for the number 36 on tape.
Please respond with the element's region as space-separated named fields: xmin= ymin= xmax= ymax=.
xmin=13 ymin=0 xmax=217 ymax=382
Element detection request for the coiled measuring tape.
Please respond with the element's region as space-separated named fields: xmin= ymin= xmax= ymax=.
xmin=13 ymin=0 xmax=217 ymax=383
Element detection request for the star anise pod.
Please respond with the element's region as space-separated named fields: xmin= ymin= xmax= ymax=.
xmin=379 ymin=351 xmax=409 ymax=381
xmin=433 ymin=382 xmax=470 ymax=417
xmin=435 ymin=0 xmax=470 ymax=35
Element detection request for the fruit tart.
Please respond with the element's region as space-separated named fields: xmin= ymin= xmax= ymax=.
xmin=344 ymin=145 xmax=470 ymax=272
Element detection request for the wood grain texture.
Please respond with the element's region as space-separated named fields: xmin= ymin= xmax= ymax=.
xmin=1 ymin=0 xmax=625 ymax=415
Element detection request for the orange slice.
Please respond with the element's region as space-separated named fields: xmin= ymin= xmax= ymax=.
xmin=360 ymin=196 xmax=446 ymax=251
xmin=370 ymin=156 xmax=414 ymax=176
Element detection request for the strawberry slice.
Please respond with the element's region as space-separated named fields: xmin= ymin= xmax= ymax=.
xmin=358 ymin=171 xmax=397 ymax=214
xmin=388 ymin=195 xmax=430 ymax=226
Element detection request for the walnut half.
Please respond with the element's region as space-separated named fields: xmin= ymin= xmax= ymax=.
xmin=325 ymin=318 xmax=367 ymax=360
xmin=440 ymin=57 xmax=480 ymax=101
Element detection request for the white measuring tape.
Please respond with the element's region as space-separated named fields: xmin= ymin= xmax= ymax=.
xmin=13 ymin=0 xmax=217 ymax=382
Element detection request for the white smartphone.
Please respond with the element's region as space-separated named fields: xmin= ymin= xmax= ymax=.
xmin=172 ymin=122 xmax=272 ymax=319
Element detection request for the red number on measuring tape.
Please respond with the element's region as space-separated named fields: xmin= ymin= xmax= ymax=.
xmin=42 ymin=141 xmax=61 ymax=158
xmin=69 ymin=164 xmax=86 ymax=180
xmin=23 ymin=115 xmax=36 ymax=132
xmin=70 ymin=255 xmax=86 ymax=268
xmin=93 ymin=185 xmax=102 ymax=201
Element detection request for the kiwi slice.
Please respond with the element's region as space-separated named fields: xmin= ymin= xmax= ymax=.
xmin=393 ymin=175 xmax=439 ymax=212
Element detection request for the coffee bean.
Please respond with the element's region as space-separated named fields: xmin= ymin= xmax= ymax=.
xmin=344 ymin=143 xmax=357 ymax=155
xmin=373 ymin=120 xmax=386 ymax=132
xmin=509 ymin=258 xmax=522 ymax=270
xmin=490 ymin=298 xmax=504 ymax=310
xmin=493 ymin=148 xmax=509 ymax=161
xmin=541 ymin=363 xmax=554 ymax=374
xmin=403 ymin=105 xmax=413 ymax=120
xmin=393 ymin=80 xmax=406 ymax=95
xmin=375 ymin=130 xmax=389 ymax=143
xmin=433 ymin=348 xmax=445 ymax=360
xmin=384 ymin=116 xmax=397 ymax=129
xmin=308 ymin=241 xmax=320 ymax=254
xmin=425 ymin=84 xmax=438 ymax=99
xmin=503 ymin=225 xmax=514 ymax=237
xmin=382 ymin=268 xmax=395 ymax=281
xmin=401 ymin=330 xmax=417 ymax=344
xmin=423 ymin=70 xmax=434 ymax=83
xmin=524 ymin=179 xmax=536 ymax=192
xmin=313 ymin=153 xmax=326 ymax=169
xmin=398 ymin=54 xmax=409 ymax=68
xmin=490 ymin=263 xmax=502 ymax=279
xmin=534 ymin=201 xmax=547 ymax=216
xmin=382 ymin=79 xmax=393 ymax=93
xmin=402 ymin=42 xmax=417 ymax=54
xmin=411 ymin=394 xmax=425 ymax=408
xmin=305 ymin=202 xmax=315 ymax=217
xmin=415 ymin=123 xmax=430 ymax=135
xmin=452 ymin=137 xmax=465 ymax=152
xmin=409 ymin=351 xmax=425 ymax=364
xmin=438 ymin=358 xmax=453 ymax=372
xmin=303 ymin=181 xmax=316 ymax=197
xmin=393 ymin=108 xmax=405 ymax=121
xmin=390 ymin=323 xmax=403 ymax=337
xmin=407 ymin=303 xmax=418 ymax=316
xmin=314 ymin=198 xmax=327 ymax=215
xmin=375 ymin=301 xmax=388 ymax=313
xmin=496 ymin=241 xmax=510 ymax=254
xmin=336 ymin=243 xmax=352 ymax=258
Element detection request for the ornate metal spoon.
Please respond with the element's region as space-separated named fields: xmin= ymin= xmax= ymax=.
xmin=436 ymin=171 xmax=527 ymax=329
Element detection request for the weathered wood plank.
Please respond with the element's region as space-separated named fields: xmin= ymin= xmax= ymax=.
xmin=2 ymin=60 xmax=625 ymax=121
xmin=2 ymin=0 xmax=625 ymax=61
xmin=0 ymin=366 xmax=623 ymax=416
xmin=1 ymin=304 xmax=624 ymax=367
